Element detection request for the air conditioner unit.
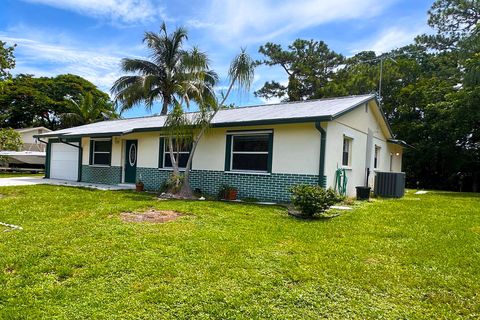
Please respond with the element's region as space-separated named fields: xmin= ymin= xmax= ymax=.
xmin=374 ymin=171 xmax=405 ymax=198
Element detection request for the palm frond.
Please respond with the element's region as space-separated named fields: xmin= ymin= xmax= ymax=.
xmin=229 ymin=48 xmax=255 ymax=92
xmin=120 ymin=58 xmax=162 ymax=75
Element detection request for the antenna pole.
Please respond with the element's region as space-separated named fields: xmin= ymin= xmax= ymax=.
xmin=378 ymin=58 xmax=383 ymax=100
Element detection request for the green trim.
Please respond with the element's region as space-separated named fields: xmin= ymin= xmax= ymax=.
xmin=35 ymin=96 xmax=398 ymax=143
xmin=226 ymin=129 xmax=273 ymax=133
xmin=387 ymin=139 xmax=410 ymax=148
xmin=89 ymin=140 xmax=94 ymax=165
xmin=158 ymin=137 xmax=165 ymax=168
xmin=267 ymin=132 xmax=273 ymax=173
xmin=224 ymin=135 xmax=232 ymax=171
xmin=48 ymin=138 xmax=80 ymax=143
xmin=226 ymin=131 xmax=274 ymax=173
xmin=46 ymin=138 xmax=81 ymax=180
xmin=78 ymin=145 xmax=83 ymax=182
xmin=45 ymin=141 xmax=51 ymax=178
xmin=213 ymin=116 xmax=331 ymax=128
xmin=89 ymin=139 xmax=112 ymax=166
xmin=315 ymin=122 xmax=327 ymax=187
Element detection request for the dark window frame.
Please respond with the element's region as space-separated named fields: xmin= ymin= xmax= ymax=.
xmin=162 ymin=138 xmax=192 ymax=170
xmin=374 ymin=145 xmax=381 ymax=169
xmin=227 ymin=132 xmax=273 ymax=173
xmin=342 ymin=136 xmax=352 ymax=167
xmin=91 ymin=138 xmax=112 ymax=166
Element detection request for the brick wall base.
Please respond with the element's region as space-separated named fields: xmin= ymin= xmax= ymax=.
xmin=80 ymin=166 xmax=326 ymax=203
xmin=81 ymin=165 xmax=122 ymax=185
xmin=137 ymin=167 xmax=326 ymax=203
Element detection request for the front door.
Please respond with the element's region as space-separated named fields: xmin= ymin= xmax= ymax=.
xmin=124 ymin=140 xmax=137 ymax=183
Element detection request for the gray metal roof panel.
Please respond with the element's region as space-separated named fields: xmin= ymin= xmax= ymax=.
xmin=37 ymin=94 xmax=375 ymax=137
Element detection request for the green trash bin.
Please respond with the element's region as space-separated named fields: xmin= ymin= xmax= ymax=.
xmin=356 ymin=186 xmax=371 ymax=200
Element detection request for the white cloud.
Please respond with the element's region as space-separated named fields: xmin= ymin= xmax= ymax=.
xmin=21 ymin=0 xmax=164 ymax=24
xmin=192 ymin=0 xmax=398 ymax=44
xmin=0 ymin=34 xmax=136 ymax=92
xmin=351 ymin=24 xmax=429 ymax=54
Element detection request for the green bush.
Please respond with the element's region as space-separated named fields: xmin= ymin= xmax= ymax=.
xmin=290 ymin=185 xmax=342 ymax=216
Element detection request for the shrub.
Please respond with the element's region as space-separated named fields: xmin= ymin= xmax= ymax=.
xmin=290 ymin=185 xmax=342 ymax=216
xmin=161 ymin=173 xmax=184 ymax=193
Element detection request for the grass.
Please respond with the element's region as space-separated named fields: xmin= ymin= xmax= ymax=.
xmin=0 ymin=186 xmax=479 ymax=319
xmin=0 ymin=172 xmax=44 ymax=178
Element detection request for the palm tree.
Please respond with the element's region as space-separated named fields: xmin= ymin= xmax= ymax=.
xmin=111 ymin=23 xmax=216 ymax=115
xmin=62 ymin=92 xmax=119 ymax=126
xmin=171 ymin=49 xmax=256 ymax=197
xmin=112 ymin=23 xmax=255 ymax=198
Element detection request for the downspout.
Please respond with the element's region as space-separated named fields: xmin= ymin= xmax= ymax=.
xmin=315 ymin=121 xmax=327 ymax=188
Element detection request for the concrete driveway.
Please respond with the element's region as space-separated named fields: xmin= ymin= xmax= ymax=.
xmin=0 ymin=177 xmax=134 ymax=190
xmin=0 ymin=176 xmax=45 ymax=186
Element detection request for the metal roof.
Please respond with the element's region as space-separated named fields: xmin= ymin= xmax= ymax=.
xmin=37 ymin=94 xmax=379 ymax=138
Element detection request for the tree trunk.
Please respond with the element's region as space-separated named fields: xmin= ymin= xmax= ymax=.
xmin=175 ymin=80 xmax=236 ymax=198
xmin=160 ymin=100 xmax=169 ymax=115
xmin=176 ymin=133 xmax=202 ymax=198
xmin=165 ymin=136 xmax=182 ymax=194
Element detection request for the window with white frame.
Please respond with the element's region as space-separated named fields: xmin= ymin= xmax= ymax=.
xmin=90 ymin=139 xmax=111 ymax=166
xmin=342 ymin=136 xmax=352 ymax=167
xmin=374 ymin=145 xmax=381 ymax=169
xmin=229 ymin=132 xmax=272 ymax=172
xmin=163 ymin=138 xmax=192 ymax=169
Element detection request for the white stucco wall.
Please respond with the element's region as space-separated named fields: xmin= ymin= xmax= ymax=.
xmin=82 ymin=123 xmax=321 ymax=175
xmin=324 ymin=101 xmax=403 ymax=196
xmin=81 ymin=137 xmax=123 ymax=166
xmin=192 ymin=123 xmax=320 ymax=174
xmin=79 ymin=102 xmax=402 ymax=194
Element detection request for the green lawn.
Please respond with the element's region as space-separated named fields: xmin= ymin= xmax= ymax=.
xmin=0 ymin=186 xmax=479 ymax=319
xmin=0 ymin=172 xmax=44 ymax=178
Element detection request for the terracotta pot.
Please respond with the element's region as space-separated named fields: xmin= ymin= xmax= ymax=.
xmin=225 ymin=189 xmax=237 ymax=200
xmin=135 ymin=183 xmax=144 ymax=192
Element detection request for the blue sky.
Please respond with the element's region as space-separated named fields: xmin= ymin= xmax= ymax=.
xmin=1 ymin=0 xmax=434 ymax=118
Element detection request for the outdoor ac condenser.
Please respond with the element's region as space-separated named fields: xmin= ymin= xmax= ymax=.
xmin=374 ymin=171 xmax=406 ymax=198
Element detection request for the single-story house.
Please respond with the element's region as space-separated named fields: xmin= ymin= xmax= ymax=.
xmin=35 ymin=94 xmax=404 ymax=202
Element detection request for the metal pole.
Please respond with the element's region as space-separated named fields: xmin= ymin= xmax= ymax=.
xmin=379 ymin=58 xmax=383 ymax=100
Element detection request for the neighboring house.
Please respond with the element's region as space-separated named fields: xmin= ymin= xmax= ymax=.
xmin=15 ymin=127 xmax=51 ymax=152
xmin=35 ymin=95 xmax=404 ymax=201
xmin=0 ymin=127 xmax=52 ymax=169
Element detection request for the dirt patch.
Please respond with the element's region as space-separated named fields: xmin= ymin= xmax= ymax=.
xmin=120 ymin=209 xmax=183 ymax=223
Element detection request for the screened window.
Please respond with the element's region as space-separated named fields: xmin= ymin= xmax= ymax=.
xmin=374 ymin=145 xmax=381 ymax=169
xmin=163 ymin=139 xmax=192 ymax=169
xmin=230 ymin=134 xmax=271 ymax=172
xmin=91 ymin=139 xmax=111 ymax=166
xmin=342 ymin=137 xmax=352 ymax=167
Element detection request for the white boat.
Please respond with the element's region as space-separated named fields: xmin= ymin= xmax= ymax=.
xmin=0 ymin=151 xmax=46 ymax=165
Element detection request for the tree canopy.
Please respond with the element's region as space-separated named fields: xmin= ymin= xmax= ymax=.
xmin=0 ymin=73 xmax=115 ymax=130
xmin=256 ymin=0 xmax=479 ymax=192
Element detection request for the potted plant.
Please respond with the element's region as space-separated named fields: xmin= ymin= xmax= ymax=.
xmin=219 ymin=185 xmax=238 ymax=200
xmin=136 ymin=178 xmax=144 ymax=192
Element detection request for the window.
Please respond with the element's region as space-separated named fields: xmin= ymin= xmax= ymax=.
xmin=342 ymin=137 xmax=352 ymax=167
xmin=90 ymin=139 xmax=111 ymax=166
xmin=162 ymin=138 xmax=191 ymax=169
xmin=374 ymin=145 xmax=381 ymax=169
xmin=226 ymin=132 xmax=272 ymax=173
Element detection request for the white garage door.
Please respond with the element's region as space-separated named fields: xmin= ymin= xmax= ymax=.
xmin=50 ymin=142 xmax=79 ymax=181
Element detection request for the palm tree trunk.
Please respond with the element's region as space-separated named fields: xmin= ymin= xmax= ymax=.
xmin=166 ymin=136 xmax=181 ymax=193
xmin=178 ymin=78 xmax=237 ymax=198
xmin=161 ymin=100 xmax=169 ymax=115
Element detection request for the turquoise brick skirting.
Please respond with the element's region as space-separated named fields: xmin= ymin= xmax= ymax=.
xmin=136 ymin=167 xmax=326 ymax=202
xmin=81 ymin=165 xmax=122 ymax=185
